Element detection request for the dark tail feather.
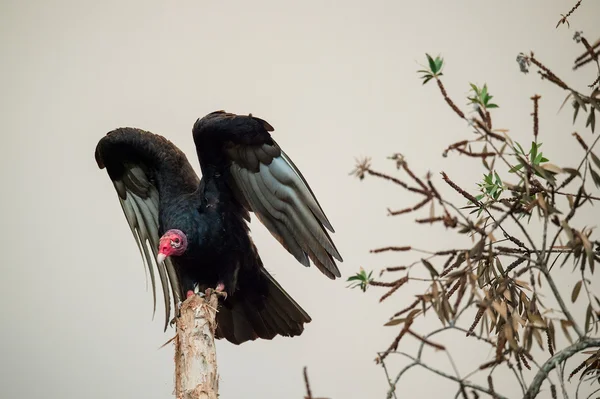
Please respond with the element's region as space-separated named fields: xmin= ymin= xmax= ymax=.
xmin=215 ymin=269 xmax=311 ymax=345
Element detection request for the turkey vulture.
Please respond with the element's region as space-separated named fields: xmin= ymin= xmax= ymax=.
xmin=95 ymin=111 xmax=342 ymax=344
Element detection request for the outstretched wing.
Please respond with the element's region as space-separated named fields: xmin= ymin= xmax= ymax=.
xmin=95 ymin=128 xmax=200 ymax=329
xmin=193 ymin=111 xmax=343 ymax=279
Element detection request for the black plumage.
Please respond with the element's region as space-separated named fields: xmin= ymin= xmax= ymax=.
xmin=95 ymin=111 xmax=342 ymax=344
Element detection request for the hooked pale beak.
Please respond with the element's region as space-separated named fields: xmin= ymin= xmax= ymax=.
xmin=157 ymin=252 xmax=167 ymax=264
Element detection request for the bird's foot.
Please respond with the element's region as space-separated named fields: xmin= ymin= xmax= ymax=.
xmin=215 ymin=282 xmax=228 ymax=299
xmin=206 ymin=282 xmax=228 ymax=299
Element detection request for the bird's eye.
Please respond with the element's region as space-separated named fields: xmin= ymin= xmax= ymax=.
xmin=173 ymin=237 xmax=180 ymax=244
xmin=171 ymin=237 xmax=182 ymax=248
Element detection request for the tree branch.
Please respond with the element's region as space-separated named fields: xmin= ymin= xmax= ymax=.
xmin=540 ymin=268 xmax=584 ymax=339
xmin=392 ymin=352 xmax=510 ymax=399
xmin=174 ymin=292 xmax=219 ymax=399
xmin=523 ymin=338 xmax=600 ymax=399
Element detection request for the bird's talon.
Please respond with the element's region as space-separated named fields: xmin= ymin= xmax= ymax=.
xmin=214 ymin=283 xmax=228 ymax=299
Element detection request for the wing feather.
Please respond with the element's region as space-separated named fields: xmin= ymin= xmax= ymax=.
xmin=229 ymin=143 xmax=342 ymax=279
xmin=270 ymin=152 xmax=335 ymax=233
xmin=128 ymin=191 xmax=172 ymax=329
xmin=96 ymin=128 xmax=197 ymax=330
xmin=259 ymin=162 xmax=341 ymax=259
xmin=119 ymin=196 xmax=157 ymax=312
xmin=250 ymin=168 xmax=339 ymax=276
xmin=233 ymin=165 xmax=309 ymax=266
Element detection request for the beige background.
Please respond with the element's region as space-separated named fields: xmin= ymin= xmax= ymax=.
xmin=1 ymin=1 xmax=598 ymax=398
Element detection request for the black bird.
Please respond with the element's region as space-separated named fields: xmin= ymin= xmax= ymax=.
xmin=95 ymin=111 xmax=342 ymax=344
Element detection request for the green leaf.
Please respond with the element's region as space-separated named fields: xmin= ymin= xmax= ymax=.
xmin=509 ymin=163 xmax=524 ymax=173
xmin=571 ymin=281 xmax=582 ymax=303
xmin=487 ymin=103 xmax=499 ymax=109
xmin=515 ymin=142 xmax=525 ymax=155
xmin=426 ymin=54 xmax=437 ymax=73
xmin=485 ymin=172 xmax=493 ymax=184
xmin=573 ymin=101 xmax=581 ymax=123
xmin=494 ymin=171 xmax=503 ymax=185
xmin=530 ymin=141 xmax=538 ymax=160
xmin=435 ymin=57 xmax=443 ymax=72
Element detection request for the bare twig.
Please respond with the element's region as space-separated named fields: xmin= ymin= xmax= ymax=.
xmin=303 ymin=367 xmax=313 ymax=399
xmin=531 ymin=95 xmax=541 ymax=139
xmin=303 ymin=367 xmax=330 ymax=399
xmin=573 ymin=38 xmax=600 ymax=70
xmin=556 ymin=0 xmax=583 ymax=28
xmin=390 ymin=351 xmax=510 ymax=399
xmin=436 ymin=78 xmax=466 ymax=119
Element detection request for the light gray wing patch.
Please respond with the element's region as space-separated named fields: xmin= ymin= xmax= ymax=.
xmin=228 ymin=143 xmax=342 ymax=279
xmin=115 ymin=172 xmax=183 ymax=330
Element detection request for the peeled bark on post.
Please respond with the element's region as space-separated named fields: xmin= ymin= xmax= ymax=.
xmin=174 ymin=292 xmax=219 ymax=399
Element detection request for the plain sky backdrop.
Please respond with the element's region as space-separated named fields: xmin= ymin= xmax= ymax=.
xmin=1 ymin=1 xmax=599 ymax=398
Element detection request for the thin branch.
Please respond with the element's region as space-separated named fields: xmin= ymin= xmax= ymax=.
xmin=303 ymin=367 xmax=330 ymax=399
xmin=380 ymin=359 xmax=399 ymax=399
xmin=531 ymin=95 xmax=541 ymax=139
xmin=303 ymin=367 xmax=313 ymax=399
xmin=436 ymin=77 xmax=466 ymax=119
xmin=391 ymin=352 xmax=510 ymax=399
xmin=408 ymin=329 xmax=446 ymax=350
xmin=574 ymin=39 xmax=600 ymax=70
xmin=540 ymin=267 xmax=584 ymax=339
xmin=556 ymin=0 xmax=583 ymax=28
